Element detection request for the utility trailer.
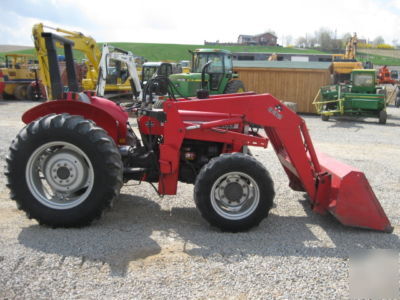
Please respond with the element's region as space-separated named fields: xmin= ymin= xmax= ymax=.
xmin=4 ymin=32 xmax=393 ymax=233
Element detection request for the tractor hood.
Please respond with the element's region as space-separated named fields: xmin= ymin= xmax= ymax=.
xmin=170 ymin=73 xmax=210 ymax=98
xmin=169 ymin=73 xmax=209 ymax=82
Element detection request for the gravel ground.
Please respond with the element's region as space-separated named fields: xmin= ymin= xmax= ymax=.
xmin=0 ymin=100 xmax=399 ymax=299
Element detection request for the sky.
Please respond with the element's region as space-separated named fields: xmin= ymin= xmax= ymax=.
xmin=1 ymin=0 xmax=400 ymax=46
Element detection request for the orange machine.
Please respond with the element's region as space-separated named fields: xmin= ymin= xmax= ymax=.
xmin=378 ymin=65 xmax=397 ymax=84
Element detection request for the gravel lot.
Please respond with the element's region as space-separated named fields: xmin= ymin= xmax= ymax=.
xmin=0 ymin=100 xmax=399 ymax=299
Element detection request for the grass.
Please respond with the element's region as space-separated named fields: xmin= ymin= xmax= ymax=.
xmin=4 ymin=42 xmax=399 ymax=66
xmin=0 ymin=42 xmax=324 ymax=62
xmin=358 ymin=52 xmax=400 ymax=66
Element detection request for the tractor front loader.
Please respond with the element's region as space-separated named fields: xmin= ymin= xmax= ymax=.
xmin=5 ymin=32 xmax=392 ymax=233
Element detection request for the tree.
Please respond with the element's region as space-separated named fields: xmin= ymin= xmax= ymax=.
xmin=373 ymin=36 xmax=384 ymax=45
xmin=296 ymin=36 xmax=308 ymax=48
xmin=341 ymin=32 xmax=352 ymax=48
xmin=315 ymin=28 xmax=334 ymax=50
xmin=265 ymin=29 xmax=276 ymax=36
xmin=284 ymin=35 xmax=293 ymax=46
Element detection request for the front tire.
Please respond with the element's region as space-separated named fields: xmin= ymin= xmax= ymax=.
xmin=27 ymin=84 xmax=41 ymax=101
xmin=395 ymin=97 xmax=400 ymax=108
xmin=379 ymin=110 xmax=387 ymax=124
xmin=194 ymin=153 xmax=274 ymax=232
xmin=321 ymin=114 xmax=330 ymax=121
xmin=5 ymin=114 xmax=123 ymax=227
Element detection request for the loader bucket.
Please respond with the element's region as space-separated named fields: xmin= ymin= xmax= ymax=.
xmin=316 ymin=152 xmax=393 ymax=233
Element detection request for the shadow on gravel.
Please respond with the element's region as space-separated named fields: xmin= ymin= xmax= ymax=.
xmin=327 ymin=118 xmax=400 ymax=128
xmin=328 ymin=120 xmax=364 ymax=131
xmin=18 ymin=193 xmax=400 ymax=277
xmin=18 ymin=194 xmax=162 ymax=277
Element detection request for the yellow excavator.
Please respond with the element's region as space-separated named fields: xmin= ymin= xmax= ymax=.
xmin=32 ymin=23 xmax=135 ymax=100
xmin=331 ymin=33 xmax=363 ymax=83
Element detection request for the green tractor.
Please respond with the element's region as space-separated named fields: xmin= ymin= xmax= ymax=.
xmin=314 ymin=69 xmax=388 ymax=124
xmin=169 ymin=49 xmax=245 ymax=97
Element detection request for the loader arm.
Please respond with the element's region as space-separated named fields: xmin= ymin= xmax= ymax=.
xmin=158 ymin=93 xmax=392 ymax=232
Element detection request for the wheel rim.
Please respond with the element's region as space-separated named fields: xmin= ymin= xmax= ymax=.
xmin=210 ymin=171 xmax=260 ymax=220
xmin=26 ymin=141 xmax=94 ymax=210
xmin=237 ymin=88 xmax=244 ymax=93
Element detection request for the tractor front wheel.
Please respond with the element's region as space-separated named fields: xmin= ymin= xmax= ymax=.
xmin=27 ymin=84 xmax=41 ymax=101
xmin=194 ymin=153 xmax=274 ymax=232
xmin=379 ymin=110 xmax=387 ymax=124
xmin=395 ymin=97 xmax=400 ymax=108
xmin=321 ymin=115 xmax=330 ymax=121
xmin=224 ymin=80 xmax=245 ymax=94
xmin=5 ymin=114 xmax=123 ymax=227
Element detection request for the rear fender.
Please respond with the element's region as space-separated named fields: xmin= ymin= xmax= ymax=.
xmin=22 ymin=99 xmax=128 ymax=144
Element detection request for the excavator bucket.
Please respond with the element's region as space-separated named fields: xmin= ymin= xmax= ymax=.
xmin=316 ymin=152 xmax=393 ymax=233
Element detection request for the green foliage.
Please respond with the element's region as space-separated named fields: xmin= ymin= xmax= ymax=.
xmin=0 ymin=42 xmax=324 ymax=62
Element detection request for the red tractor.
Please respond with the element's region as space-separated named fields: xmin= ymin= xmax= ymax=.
xmin=5 ymin=32 xmax=393 ymax=232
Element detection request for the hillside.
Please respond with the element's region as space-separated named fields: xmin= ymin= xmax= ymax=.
xmin=0 ymin=42 xmax=323 ymax=62
xmin=4 ymin=42 xmax=399 ymax=66
xmin=358 ymin=48 xmax=400 ymax=66
xmin=0 ymin=45 xmax=32 ymax=53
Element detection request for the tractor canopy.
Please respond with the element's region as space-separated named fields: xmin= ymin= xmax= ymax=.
xmin=351 ymin=69 xmax=377 ymax=93
xmin=169 ymin=49 xmax=235 ymax=97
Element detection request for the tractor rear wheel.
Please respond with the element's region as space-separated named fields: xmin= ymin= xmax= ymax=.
xmin=224 ymin=80 xmax=245 ymax=94
xmin=14 ymin=85 xmax=27 ymax=100
xmin=5 ymin=114 xmax=123 ymax=227
xmin=379 ymin=110 xmax=387 ymax=124
xmin=194 ymin=153 xmax=274 ymax=232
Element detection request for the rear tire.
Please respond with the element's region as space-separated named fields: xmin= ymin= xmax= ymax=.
xmin=379 ymin=110 xmax=387 ymax=124
xmin=5 ymin=114 xmax=123 ymax=227
xmin=321 ymin=115 xmax=330 ymax=121
xmin=194 ymin=153 xmax=274 ymax=232
xmin=14 ymin=85 xmax=27 ymax=100
xmin=224 ymin=80 xmax=245 ymax=94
